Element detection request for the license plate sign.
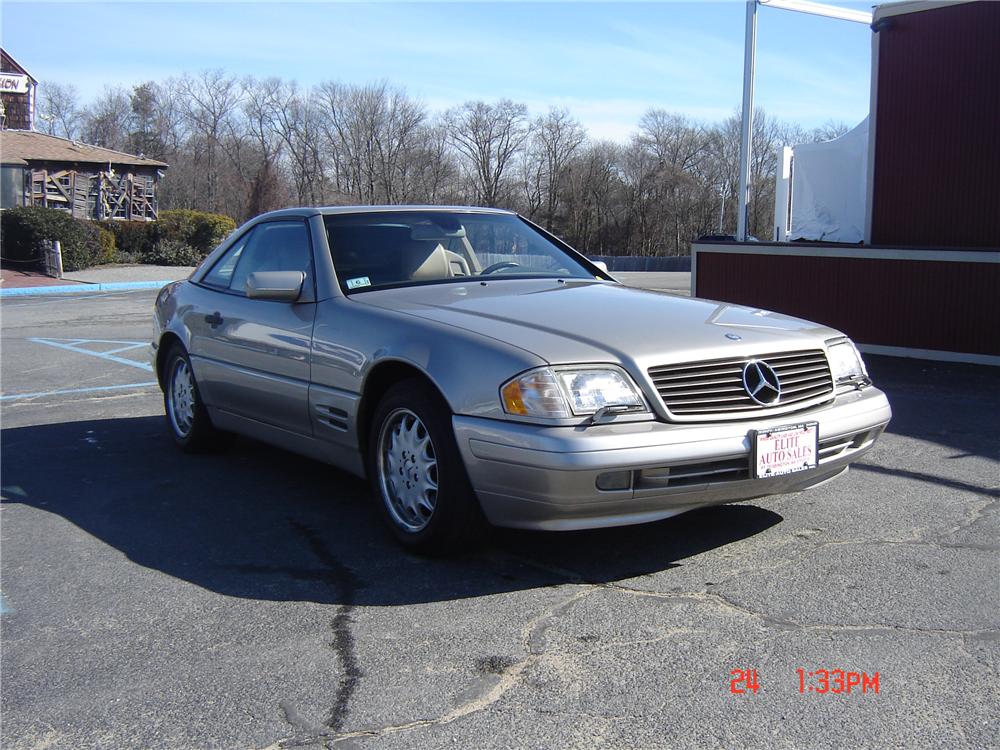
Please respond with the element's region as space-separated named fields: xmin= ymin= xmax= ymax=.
xmin=753 ymin=422 xmax=818 ymax=478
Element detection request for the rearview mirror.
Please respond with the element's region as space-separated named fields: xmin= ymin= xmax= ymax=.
xmin=245 ymin=271 xmax=304 ymax=301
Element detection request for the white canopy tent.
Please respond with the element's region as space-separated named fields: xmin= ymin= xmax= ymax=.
xmin=775 ymin=117 xmax=870 ymax=243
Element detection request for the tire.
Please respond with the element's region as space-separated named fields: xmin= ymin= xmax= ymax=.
xmin=367 ymin=378 xmax=488 ymax=554
xmin=162 ymin=343 xmax=226 ymax=452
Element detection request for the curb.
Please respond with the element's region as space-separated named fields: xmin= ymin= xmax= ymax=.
xmin=0 ymin=280 xmax=174 ymax=298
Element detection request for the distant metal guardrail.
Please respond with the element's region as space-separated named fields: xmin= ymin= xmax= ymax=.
xmin=588 ymin=255 xmax=691 ymax=272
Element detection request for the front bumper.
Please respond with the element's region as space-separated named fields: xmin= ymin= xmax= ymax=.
xmin=454 ymin=386 xmax=891 ymax=530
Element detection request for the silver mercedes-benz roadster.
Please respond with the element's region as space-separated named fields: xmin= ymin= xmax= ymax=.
xmin=152 ymin=206 xmax=891 ymax=552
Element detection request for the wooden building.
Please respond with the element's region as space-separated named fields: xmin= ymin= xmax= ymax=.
xmin=1 ymin=130 xmax=168 ymax=221
xmin=0 ymin=49 xmax=168 ymax=220
xmin=1 ymin=49 xmax=37 ymax=131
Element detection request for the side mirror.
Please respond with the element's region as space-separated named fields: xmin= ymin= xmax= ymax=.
xmin=592 ymin=260 xmax=609 ymax=273
xmin=245 ymin=271 xmax=304 ymax=301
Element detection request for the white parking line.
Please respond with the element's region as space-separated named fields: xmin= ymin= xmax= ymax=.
xmin=0 ymin=382 xmax=159 ymax=402
xmin=102 ymin=343 xmax=150 ymax=355
xmin=28 ymin=337 xmax=153 ymax=372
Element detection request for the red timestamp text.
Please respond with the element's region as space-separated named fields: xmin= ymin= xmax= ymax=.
xmin=797 ymin=668 xmax=880 ymax=694
xmin=728 ymin=668 xmax=881 ymax=695
xmin=729 ymin=669 xmax=761 ymax=694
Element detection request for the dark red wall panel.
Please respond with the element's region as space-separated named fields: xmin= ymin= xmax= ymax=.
xmin=696 ymin=251 xmax=1000 ymax=356
xmin=871 ymin=2 xmax=1000 ymax=249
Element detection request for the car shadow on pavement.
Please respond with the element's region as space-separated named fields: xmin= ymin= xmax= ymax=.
xmin=864 ymin=354 xmax=1000 ymax=462
xmin=1 ymin=415 xmax=781 ymax=606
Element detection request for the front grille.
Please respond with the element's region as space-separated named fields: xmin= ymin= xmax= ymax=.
xmin=648 ymin=349 xmax=834 ymax=418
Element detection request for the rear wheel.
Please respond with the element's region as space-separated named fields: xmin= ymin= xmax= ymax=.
xmin=163 ymin=344 xmax=226 ymax=452
xmin=368 ymin=379 xmax=487 ymax=554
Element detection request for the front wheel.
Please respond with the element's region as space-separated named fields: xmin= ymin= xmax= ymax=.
xmin=368 ymin=379 xmax=487 ymax=554
xmin=163 ymin=344 xmax=226 ymax=452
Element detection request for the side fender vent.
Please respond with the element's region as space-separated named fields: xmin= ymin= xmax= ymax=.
xmin=315 ymin=404 xmax=349 ymax=432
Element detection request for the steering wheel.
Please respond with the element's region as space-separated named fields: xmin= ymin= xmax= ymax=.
xmin=480 ymin=261 xmax=521 ymax=275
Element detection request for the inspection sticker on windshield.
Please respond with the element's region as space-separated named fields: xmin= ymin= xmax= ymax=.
xmin=346 ymin=276 xmax=371 ymax=289
xmin=752 ymin=422 xmax=818 ymax=478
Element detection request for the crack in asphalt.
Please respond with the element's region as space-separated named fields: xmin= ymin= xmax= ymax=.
xmin=947 ymin=496 xmax=999 ymax=538
xmin=602 ymin=583 xmax=1000 ymax=638
xmin=319 ymin=586 xmax=595 ymax=746
xmin=817 ymin=537 xmax=999 ymax=552
xmin=260 ymin=569 xmax=999 ymax=750
xmin=257 ymin=585 xmax=595 ymax=749
xmin=278 ymin=701 xmax=327 ymax=743
xmin=259 ymin=498 xmax=998 ymax=749
xmin=287 ymin=521 xmax=364 ymax=733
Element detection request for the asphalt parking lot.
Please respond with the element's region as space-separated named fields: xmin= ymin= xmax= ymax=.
xmin=2 ymin=287 xmax=998 ymax=750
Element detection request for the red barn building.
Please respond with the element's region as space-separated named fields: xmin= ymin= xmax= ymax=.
xmin=693 ymin=0 xmax=1000 ymax=365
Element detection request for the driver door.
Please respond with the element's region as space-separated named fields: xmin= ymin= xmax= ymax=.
xmin=184 ymin=219 xmax=317 ymax=435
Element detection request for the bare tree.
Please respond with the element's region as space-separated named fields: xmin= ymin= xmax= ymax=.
xmin=514 ymin=137 xmax=545 ymax=219
xmin=563 ymin=140 xmax=622 ymax=253
xmin=638 ymin=110 xmax=705 ymax=172
xmin=370 ymin=83 xmax=426 ymax=203
xmin=747 ymin=109 xmax=785 ymax=240
xmin=443 ymin=100 xmax=530 ymax=207
xmin=239 ymin=76 xmax=288 ymax=217
xmin=177 ymin=70 xmax=244 ymax=213
xmin=269 ymin=82 xmax=326 ymax=206
xmin=50 ymin=68 xmax=854 ymax=256
xmin=37 ymin=82 xmax=80 ymax=139
xmin=705 ymin=108 xmax=783 ymax=240
xmin=636 ymin=110 xmax=709 ymax=253
xmin=809 ymin=120 xmax=852 ymax=143
xmin=80 ymin=86 xmax=132 ymax=151
xmin=406 ymin=122 xmax=460 ymax=204
xmin=317 ymin=81 xmax=426 ymax=204
xmin=533 ymin=107 xmax=586 ymax=228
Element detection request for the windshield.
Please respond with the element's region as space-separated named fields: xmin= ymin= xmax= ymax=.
xmin=324 ymin=211 xmax=599 ymax=293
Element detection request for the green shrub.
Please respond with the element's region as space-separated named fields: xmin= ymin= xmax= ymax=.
xmin=0 ymin=206 xmax=103 ymax=272
xmin=95 ymin=210 xmax=233 ymax=264
xmin=97 ymin=220 xmax=156 ymax=261
xmin=60 ymin=222 xmax=104 ymax=271
xmin=97 ymin=227 xmax=117 ymax=264
xmin=146 ymin=238 xmax=202 ymax=267
xmin=157 ymin=209 xmax=236 ymax=256
xmin=1 ymin=208 xmax=236 ymax=271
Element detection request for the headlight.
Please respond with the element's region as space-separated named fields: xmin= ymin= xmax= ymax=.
xmin=827 ymin=340 xmax=868 ymax=382
xmin=501 ymin=367 xmax=647 ymax=418
xmin=500 ymin=368 xmax=570 ymax=418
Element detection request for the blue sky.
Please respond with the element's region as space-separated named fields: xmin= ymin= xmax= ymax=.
xmin=2 ymin=1 xmax=874 ymax=140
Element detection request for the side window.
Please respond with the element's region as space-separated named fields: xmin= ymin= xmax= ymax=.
xmin=203 ymin=234 xmax=250 ymax=289
xmin=228 ymin=221 xmax=312 ymax=294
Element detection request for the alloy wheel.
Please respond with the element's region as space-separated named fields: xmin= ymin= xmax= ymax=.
xmin=168 ymin=358 xmax=196 ymax=438
xmin=377 ymin=408 xmax=439 ymax=532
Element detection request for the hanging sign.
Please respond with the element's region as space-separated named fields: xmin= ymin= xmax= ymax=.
xmin=0 ymin=74 xmax=30 ymax=94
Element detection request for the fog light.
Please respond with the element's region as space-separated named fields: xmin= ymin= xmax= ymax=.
xmin=596 ymin=471 xmax=632 ymax=491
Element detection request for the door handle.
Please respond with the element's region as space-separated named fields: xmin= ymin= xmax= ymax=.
xmin=205 ymin=312 xmax=224 ymax=328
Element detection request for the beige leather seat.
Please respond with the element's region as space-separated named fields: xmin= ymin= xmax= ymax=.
xmin=402 ymin=242 xmax=457 ymax=281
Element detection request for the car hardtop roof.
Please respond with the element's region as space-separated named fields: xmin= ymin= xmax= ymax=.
xmin=252 ymin=205 xmax=518 ymax=221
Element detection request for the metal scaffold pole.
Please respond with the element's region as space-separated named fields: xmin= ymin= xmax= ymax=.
xmin=736 ymin=0 xmax=757 ymax=243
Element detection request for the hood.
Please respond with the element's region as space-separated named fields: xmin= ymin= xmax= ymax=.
xmin=354 ymin=279 xmax=842 ymax=369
